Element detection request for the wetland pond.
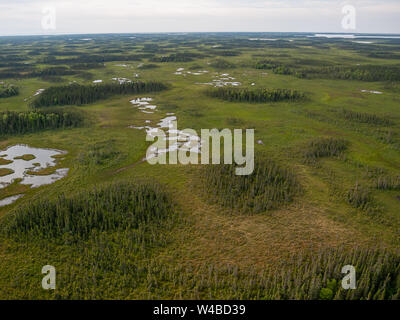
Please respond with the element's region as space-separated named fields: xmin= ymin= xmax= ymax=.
xmin=130 ymin=98 xmax=202 ymax=160
xmin=0 ymin=145 xmax=69 ymax=207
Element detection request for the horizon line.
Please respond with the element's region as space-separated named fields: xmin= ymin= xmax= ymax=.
xmin=1 ymin=31 xmax=400 ymax=38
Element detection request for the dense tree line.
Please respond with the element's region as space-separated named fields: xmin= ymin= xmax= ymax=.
xmin=254 ymin=60 xmax=400 ymax=81
xmin=254 ymin=59 xmax=281 ymax=70
xmin=207 ymin=50 xmax=242 ymax=57
xmin=1 ymin=181 xmax=398 ymax=299
xmin=0 ymin=84 xmax=19 ymax=98
xmin=300 ymin=65 xmax=400 ymax=81
xmin=0 ymin=54 xmax=25 ymax=62
xmin=26 ymin=242 xmax=400 ymax=299
xmin=70 ymin=63 xmax=105 ymax=70
xmin=39 ymin=53 xmax=152 ymax=65
xmin=0 ymin=109 xmax=83 ymax=135
xmin=1 ymin=182 xmax=175 ymax=241
xmin=0 ymin=62 xmax=30 ymax=68
xmin=0 ymin=71 xmax=23 ymax=79
xmin=254 ymin=60 xmax=306 ymax=77
xmin=31 ymin=81 xmax=168 ymax=108
xmin=366 ymin=52 xmax=400 ymax=60
xmin=150 ymin=52 xmax=206 ymax=62
xmin=30 ymin=67 xmax=77 ymax=77
xmin=0 ymin=67 xmax=77 ymax=79
xmin=206 ymin=87 xmax=305 ymax=102
xmin=210 ymin=58 xmax=236 ymax=69
xmin=138 ymin=63 xmax=160 ymax=69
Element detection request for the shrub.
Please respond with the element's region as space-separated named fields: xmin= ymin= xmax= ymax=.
xmin=203 ymin=159 xmax=300 ymax=214
xmin=319 ymin=288 xmax=334 ymax=300
xmin=341 ymin=109 xmax=393 ymax=126
xmin=375 ymin=175 xmax=400 ymax=190
xmin=0 ymin=84 xmax=19 ymax=98
xmin=346 ymin=183 xmax=374 ymax=211
xmin=304 ymin=138 xmax=349 ymax=159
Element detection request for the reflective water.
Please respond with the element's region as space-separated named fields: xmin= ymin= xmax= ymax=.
xmin=197 ymin=72 xmax=242 ymax=87
xmin=112 ymin=77 xmax=132 ymax=84
xmin=0 ymin=145 xmax=69 ymax=206
xmin=0 ymin=194 xmax=24 ymax=207
xmin=129 ymin=99 xmax=202 ymax=160
xmin=131 ymin=98 xmax=156 ymax=113
xmin=361 ymin=90 xmax=383 ymax=94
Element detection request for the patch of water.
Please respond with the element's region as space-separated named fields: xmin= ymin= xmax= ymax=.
xmin=21 ymin=168 xmax=69 ymax=188
xmin=129 ymin=99 xmax=202 ymax=160
xmin=0 ymin=145 xmax=69 ymax=206
xmin=353 ymin=41 xmax=373 ymax=44
xmin=25 ymin=88 xmax=45 ymax=101
xmin=248 ymin=38 xmax=278 ymax=41
xmin=0 ymin=194 xmax=24 ymax=207
xmin=361 ymin=90 xmax=383 ymax=94
xmin=0 ymin=145 xmax=68 ymax=189
xmin=93 ymin=80 xmax=103 ymax=83
xmin=34 ymin=89 xmax=45 ymax=96
xmin=175 ymin=69 xmax=209 ymax=76
xmin=112 ymin=77 xmax=132 ymax=84
xmin=309 ymin=34 xmax=400 ymax=39
xmin=131 ymin=98 xmax=157 ymax=113
xmin=196 ymin=72 xmax=242 ymax=87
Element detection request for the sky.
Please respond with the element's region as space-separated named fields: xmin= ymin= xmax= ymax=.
xmin=0 ymin=0 xmax=399 ymax=36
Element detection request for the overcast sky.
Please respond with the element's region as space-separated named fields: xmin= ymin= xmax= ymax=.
xmin=0 ymin=0 xmax=399 ymax=36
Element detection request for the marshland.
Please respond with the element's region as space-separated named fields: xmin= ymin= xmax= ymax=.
xmin=0 ymin=33 xmax=399 ymax=300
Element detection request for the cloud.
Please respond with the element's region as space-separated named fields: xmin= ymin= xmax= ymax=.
xmin=0 ymin=0 xmax=399 ymax=35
